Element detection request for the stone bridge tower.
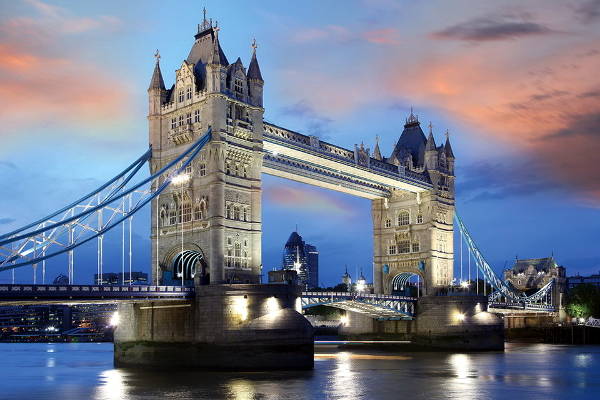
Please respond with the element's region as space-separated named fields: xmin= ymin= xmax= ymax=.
xmin=372 ymin=114 xmax=455 ymax=295
xmin=148 ymin=15 xmax=264 ymax=285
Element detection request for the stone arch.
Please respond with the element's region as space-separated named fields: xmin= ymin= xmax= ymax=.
xmin=162 ymin=244 xmax=209 ymax=285
xmin=390 ymin=271 xmax=423 ymax=296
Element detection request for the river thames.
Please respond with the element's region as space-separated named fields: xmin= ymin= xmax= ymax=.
xmin=0 ymin=342 xmax=598 ymax=399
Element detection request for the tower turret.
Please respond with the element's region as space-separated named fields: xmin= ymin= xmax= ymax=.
xmin=424 ymin=122 xmax=438 ymax=170
xmin=247 ymin=39 xmax=264 ymax=107
xmin=373 ymin=135 xmax=382 ymax=161
xmin=444 ymin=130 xmax=455 ymax=174
xmin=148 ymin=50 xmax=167 ymax=116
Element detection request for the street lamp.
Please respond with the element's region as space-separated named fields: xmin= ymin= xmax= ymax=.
xmin=172 ymin=172 xmax=190 ymax=286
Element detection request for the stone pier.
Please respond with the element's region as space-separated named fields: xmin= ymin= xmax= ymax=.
xmin=114 ymin=283 xmax=314 ymax=370
xmin=341 ymin=295 xmax=504 ymax=350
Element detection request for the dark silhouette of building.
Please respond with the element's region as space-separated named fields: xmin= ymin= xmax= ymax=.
xmin=94 ymin=272 xmax=148 ymax=285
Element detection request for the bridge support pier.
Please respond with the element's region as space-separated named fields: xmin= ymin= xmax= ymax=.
xmin=114 ymin=283 xmax=314 ymax=370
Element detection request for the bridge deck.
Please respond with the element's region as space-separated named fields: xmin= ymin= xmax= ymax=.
xmin=0 ymin=284 xmax=194 ymax=305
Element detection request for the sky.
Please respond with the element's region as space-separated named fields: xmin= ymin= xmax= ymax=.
xmin=0 ymin=0 xmax=599 ymax=286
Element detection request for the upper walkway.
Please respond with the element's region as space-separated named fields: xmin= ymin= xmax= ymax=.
xmin=262 ymin=122 xmax=432 ymax=199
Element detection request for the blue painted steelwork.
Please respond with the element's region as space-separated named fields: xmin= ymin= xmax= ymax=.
xmin=0 ymin=129 xmax=212 ymax=272
xmin=455 ymin=212 xmax=556 ymax=311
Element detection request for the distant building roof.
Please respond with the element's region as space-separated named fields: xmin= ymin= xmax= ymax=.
xmin=511 ymin=257 xmax=557 ymax=273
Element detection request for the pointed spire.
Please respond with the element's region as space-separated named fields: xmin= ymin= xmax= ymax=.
xmin=373 ymin=135 xmax=382 ymax=160
xmin=208 ymin=26 xmax=227 ymax=66
xmin=148 ymin=49 xmax=165 ymax=91
xmin=247 ymin=38 xmax=263 ymax=81
xmin=444 ymin=129 xmax=455 ymax=158
xmin=405 ymin=106 xmax=419 ymax=126
xmin=425 ymin=124 xmax=437 ymax=152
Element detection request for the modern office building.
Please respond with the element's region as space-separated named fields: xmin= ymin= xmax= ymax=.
xmin=282 ymin=231 xmax=319 ymax=289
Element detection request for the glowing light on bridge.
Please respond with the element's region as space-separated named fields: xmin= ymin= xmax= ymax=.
xmin=233 ymin=296 xmax=248 ymax=321
xmin=460 ymin=281 xmax=469 ymax=288
xmin=454 ymin=312 xmax=465 ymax=322
xmin=171 ymin=173 xmax=190 ymax=185
xmin=340 ymin=315 xmax=349 ymax=326
xmin=266 ymin=296 xmax=279 ymax=315
xmin=110 ymin=312 xmax=120 ymax=327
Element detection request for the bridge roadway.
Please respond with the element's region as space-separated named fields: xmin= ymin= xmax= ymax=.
xmin=0 ymin=284 xmax=417 ymax=319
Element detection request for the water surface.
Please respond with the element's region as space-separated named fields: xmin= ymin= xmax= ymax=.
xmin=0 ymin=342 xmax=598 ymax=399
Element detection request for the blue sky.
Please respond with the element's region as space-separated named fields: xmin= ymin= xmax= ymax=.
xmin=0 ymin=0 xmax=599 ymax=285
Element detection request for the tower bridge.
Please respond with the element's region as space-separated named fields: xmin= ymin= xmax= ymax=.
xmin=0 ymin=11 xmax=558 ymax=369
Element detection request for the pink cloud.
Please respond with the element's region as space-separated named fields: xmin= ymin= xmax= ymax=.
xmin=264 ymin=183 xmax=357 ymax=217
xmin=362 ymin=28 xmax=399 ymax=44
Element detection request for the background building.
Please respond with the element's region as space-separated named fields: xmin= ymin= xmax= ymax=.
xmin=282 ymin=231 xmax=318 ymax=289
xmin=567 ymin=273 xmax=600 ymax=290
xmin=504 ymin=257 xmax=566 ymax=294
xmin=94 ymin=272 xmax=148 ymax=285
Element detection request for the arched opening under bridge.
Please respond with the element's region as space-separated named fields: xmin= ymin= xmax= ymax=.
xmin=391 ymin=272 xmax=423 ymax=297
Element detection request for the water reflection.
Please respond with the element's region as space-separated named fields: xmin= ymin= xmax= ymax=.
xmin=95 ymin=369 xmax=127 ymax=400
xmin=226 ymin=379 xmax=255 ymax=400
xmin=330 ymin=351 xmax=363 ymax=399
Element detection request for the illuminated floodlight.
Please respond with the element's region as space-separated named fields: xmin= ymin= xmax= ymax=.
xmin=171 ymin=173 xmax=190 ymax=185
xmin=110 ymin=312 xmax=120 ymax=327
xmin=356 ymin=282 xmax=366 ymax=292
xmin=455 ymin=312 xmax=465 ymax=322
xmin=266 ymin=296 xmax=279 ymax=315
xmin=340 ymin=315 xmax=349 ymax=326
xmin=233 ymin=296 xmax=249 ymax=321
xmin=460 ymin=281 xmax=469 ymax=288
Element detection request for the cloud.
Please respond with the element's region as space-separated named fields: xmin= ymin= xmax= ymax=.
xmin=279 ymin=101 xmax=333 ymax=138
xmin=263 ymin=183 xmax=357 ymax=217
xmin=0 ymin=218 xmax=16 ymax=225
xmin=0 ymin=1 xmax=131 ymax=134
xmin=0 ymin=161 xmax=17 ymax=170
xmin=430 ymin=16 xmax=558 ymax=42
xmin=574 ymin=0 xmax=600 ymax=23
xmin=291 ymin=25 xmax=399 ymax=45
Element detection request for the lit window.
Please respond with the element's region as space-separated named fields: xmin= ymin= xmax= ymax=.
xmin=178 ymin=89 xmax=184 ymax=103
xmin=412 ymin=241 xmax=420 ymax=252
xmin=397 ymin=211 xmax=410 ymax=226
xmin=186 ymin=112 xmax=192 ymax=125
xmin=171 ymin=118 xmax=176 ymax=129
xmin=398 ymin=240 xmax=410 ymax=254
xmin=199 ymin=163 xmax=206 ymax=176
xmin=186 ymin=86 xmax=192 ymax=100
xmin=385 ymin=219 xmax=391 ymax=228
xmin=417 ymin=213 xmax=423 ymax=224
xmin=194 ymin=109 xmax=200 ymax=123
xmin=388 ymin=245 xmax=397 ymax=255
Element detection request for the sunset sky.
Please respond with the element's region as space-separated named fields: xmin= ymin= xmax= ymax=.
xmin=0 ymin=0 xmax=599 ymax=285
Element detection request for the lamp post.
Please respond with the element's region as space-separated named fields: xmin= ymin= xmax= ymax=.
xmin=172 ymin=173 xmax=190 ymax=286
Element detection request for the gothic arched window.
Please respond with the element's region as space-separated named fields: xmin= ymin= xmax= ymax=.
xmin=233 ymin=205 xmax=240 ymax=220
xmin=398 ymin=240 xmax=411 ymax=254
xmin=194 ymin=205 xmax=202 ymax=220
xmin=397 ymin=211 xmax=410 ymax=226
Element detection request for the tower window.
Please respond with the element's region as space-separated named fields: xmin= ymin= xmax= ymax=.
xmin=194 ymin=109 xmax=200 ymax=123
xmin=388 ymin=245 xmax=397 ymax=255
xmin=412 ymin=241 xmax=420 ymax=253
xmin=199 ymin=163 xmax=206 ymax=177
xmin=178 ymin=115 xmax=184 ymax=126
xmin=243 ymin=165 xmax=248 ymax=178
xmin=169 ymin=210 xmax=177 ymax=225
xmin=180 ymin=201 xmax=192 ymax=223
xmin=233 ymin=205 xmax=240 ymax=220
xmin=417 ymin=213 xmax=423 ymax=224
xmin=186 ymin=86 xmax=192 ymax=100
xmin=186 ymin=112 xmax=192 ymax=125
xmin=178 ymin=89 xmax=184 ymax=103
xmin=384 ymin=219 xmax=391 ymax=228
xmin=398 ymin=240 xmax=410 ymax=254
xmin=397 ymin=211 xmax=410 ymax=226
xmin=194 ymin=205 xmax=202 ymax=220
xmin=171 ymin=118 xmax=176 ymax=129
xmin=234 ymin=79 xmax=243 ymax=95
xmin=243 ymin=207 xmax=248 ymax=222
xmin=226 ymin=161 xmax=231 ymax=175
xmin=184 ymin=164 xmax=192 ymax=176
xmin=225 ymin=203 xmax=232 ymax=219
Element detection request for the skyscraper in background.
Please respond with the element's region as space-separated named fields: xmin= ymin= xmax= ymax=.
xmin=282 ymin=231 xmax=319 ymax=289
